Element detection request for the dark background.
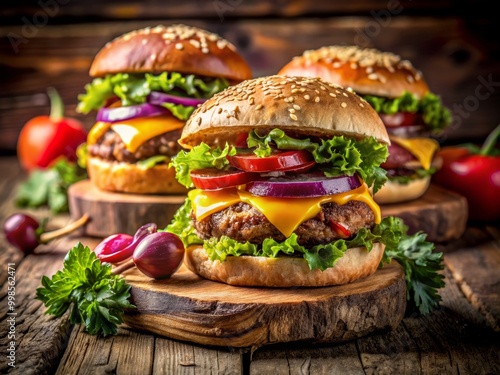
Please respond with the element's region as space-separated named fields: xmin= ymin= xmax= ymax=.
xmin=1 ymin=0 xmax=499 ymax=155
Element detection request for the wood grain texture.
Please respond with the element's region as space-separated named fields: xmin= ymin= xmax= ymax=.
xmin=250 ymin=268 xmax=500 ymax=375
xmin=121 ymin=261 xmax=406 ymax=348
xmin=381 ymin=184 xmax=468 ymax=242
xmin=1 ymin=16 xmax=499 ymax=152
xmin=68 ymin=179 xmax=185 ymax=237
xmin=443 ymin=227 xmax=500 ymax=332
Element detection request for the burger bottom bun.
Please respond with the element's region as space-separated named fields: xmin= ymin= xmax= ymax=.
xmin=87 ymin=157 xmax=187 ymax=194
xmin=184 ymin=242 xmax=385 ymax=287
xmin=374 ymin=176 xmax=430 ymax=204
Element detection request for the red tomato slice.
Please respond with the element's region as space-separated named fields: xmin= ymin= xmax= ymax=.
xmin=190 ymin=168 xmax=259 ymax=190
xmin=228 ymin=150 xmax=314 ymax=173
xmin=379 ymin=112 xmax=421 ymax=127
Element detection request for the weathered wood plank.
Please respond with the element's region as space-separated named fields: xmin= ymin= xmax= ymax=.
xmin=443 ymin=228 xmax=500 ymax=332
xmin=250 ymin=342 xmax=364 ymax=375
xmin=55 ymin=325 xmax=155 ymax=375
xmin=0 ymin=0 xmax=457 ymax=21
xmin=403 ymin=268 xmax=500 ymax=375
xmin=1 ymin=16 xmax=499 ymax=152
xmin=0 ymin=251 xmax=71 ymax=375
xmin=152 ymin=337 xmax=244 ymax=374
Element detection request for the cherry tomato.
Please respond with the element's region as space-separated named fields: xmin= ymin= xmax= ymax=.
xmin=228 ymin=150 xmax=315 ymax=173
xmin=379 ymin=112 xmax=421 ymax=127
xmin=17 ymin=88 xmax=87 ymax=171
xmin=191 ymin=168 xmax=259 ymax=190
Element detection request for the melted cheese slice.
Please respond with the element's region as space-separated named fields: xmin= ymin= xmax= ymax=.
xmin=390 ymin=136 xmax=439 ymax=170
xmin=87 ymin=115 xmax=184 ymax=153
xmin=189 ymin=184 xmax=381 ymax=238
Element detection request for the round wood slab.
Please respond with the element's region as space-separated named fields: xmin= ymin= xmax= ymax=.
xmin=381 ymin=184 xmax=468 ymax=243
xmin=121 ymin=261 xmax=406 ymax=348
xmin=68 ymin=180 xmax=185 ymax=237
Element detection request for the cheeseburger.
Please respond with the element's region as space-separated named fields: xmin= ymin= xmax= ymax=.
xmin=278 ymin=46 xmax=451 ymax=204
xmin=168 ymin=75 xmax=405 ymax=287
xmin=77 ymin=24 xmax=252 ymax=194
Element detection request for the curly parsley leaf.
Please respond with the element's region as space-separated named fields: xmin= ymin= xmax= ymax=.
xmin=378 ymin=217 xmax=445 ymax=315
xmin=247 ymin=129 xmax=389 ymax=193
xmin=16 ymin=158 xmax=88 ymax=214
xmin=36 ymin=242 xmax=135 ymax=336
xmin=362 ymin=91 xmax=451 ymax=131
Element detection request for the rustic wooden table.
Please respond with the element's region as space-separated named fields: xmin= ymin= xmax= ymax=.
xmin=1 ymin=156 xmax=499 ymax=375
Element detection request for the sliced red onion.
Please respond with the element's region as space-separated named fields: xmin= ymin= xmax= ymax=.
xmin=96 ymin=103 xmax=169 ymax=122
xmin=147 ymin=91 xmax=206 ymax=107
xmin=246 ymin=174 xmax=362 ymax=198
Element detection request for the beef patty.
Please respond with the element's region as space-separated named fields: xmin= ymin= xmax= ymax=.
xmin=88 ymin=129 xmax=182 ymax=163
xmin=192 ymin=200 xmax=375 ymax=247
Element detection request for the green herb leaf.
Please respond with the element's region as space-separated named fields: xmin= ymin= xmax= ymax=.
xmin=169 ymin=143 xmax=236 ymax=188
xmin=246 ymin=129 xmax=389 ymax=193
xmin=164 ymin=198 xmax=203 ymax=247
xmin=36 ymin=243 xmax=135 ymax=336
xmin=378 ymin=217 xmax=445 ymax=315
xmin=363 ymin=91 xmax=452 ymax=131
xmin=16 ymin=158 xmax=87 ymax=213
xmin=77 ymin=72 xmax=229 ymax=121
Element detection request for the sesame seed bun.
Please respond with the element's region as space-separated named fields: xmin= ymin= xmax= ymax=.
xmin=179 ymin=75 xmax=390 ymax=149
xmin=89 ymin=24 xmax=252 ymax=82
xmin=87 ymin=157 xmax=187 ymax=194
xmin=184 ymin=243 xmax=385 ymax=287
xmin=374 ymin=176 xmax=430 ymax=204
xmin=278 ymin=45 xmax=429 ymax=99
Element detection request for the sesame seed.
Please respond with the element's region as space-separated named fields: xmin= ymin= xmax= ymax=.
xmin=333 ymin=62 xmax=342 ymax=68
xmin=329 ymin=93 xmax=336 ymax=97
xmin=248 ymin=97 xmax=255 ymax=104
xmin=289 ymin=108 xmax=296 ymax=114
xmin=190 ymin=39 xmax=201 ymax=48
xmin=291 ymin=89 xmax=299 ymax=94
xmin=368 ymin=73 xmax=378 ymax=80
xmin=407 ymin=75 xmax=415 ymax=83
xmin=288 ymin=96 xmax=294 ymax=102
xmin=341 ymin=102 xmax=347 ymax=108
xmin=315 ymin=97 xmax=320 ymax=103
xmin=175 ymin=43 xmax=184 ymax=50
xmin=304 ymin=94 xmax=310 ymax=100
xmin=293 ymin=104 xmax=301 ymax=110
xmin=256 ymin=104 xmax=263 ymax=110
xmin=196 ymin=117 xmax=202 ymax=125
xmin=202 ymin=47 xmax=209 ymax=54
xmin=343 ymin=92 xmax=348 ymax=97
xmin=290 ymin=113 xmax=298 ymax=121
xmin=366 ymin=67 xmax=373 ymax=74
xmin=359 ymin=103 xmax=364 ymax=108
xmin=350 ymin=62 xmax=358 ymax=69
xmin=217 ymin=107 xmax=223 ymax=114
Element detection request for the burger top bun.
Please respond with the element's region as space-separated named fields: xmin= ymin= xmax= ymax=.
xmin=89 ymin=24 xmax=252 ymax=82
xmin=179 ymin=75 xmax=390 ymax=149
xmin=278 ymin=45 xmax=429 ymax=99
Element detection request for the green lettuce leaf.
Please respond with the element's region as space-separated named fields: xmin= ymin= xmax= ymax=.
xmin=362 ymin=91 xmax=451 ymax=131
xmin=388 ymin=167 xmax=437 ymax=185
xmin=136 ymin=155 xmax=169 ymax=169
xmin=169 ymin=143 xmax=236 ymax=188
xmin=164 ymin=198 xmax=202 ymax=247
xmin=77 ymin=72 xmax=229 ymax=121
xmin=247 ymin=129 xmax=389 ymax=193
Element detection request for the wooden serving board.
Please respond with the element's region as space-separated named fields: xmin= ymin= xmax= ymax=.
xmin=121 ymin=261 xmax=406 ymax=348
xmin=68 ymin=180 xmax=186 ymax=237
xmin=381 ymin=184 xmax=468 ymax=243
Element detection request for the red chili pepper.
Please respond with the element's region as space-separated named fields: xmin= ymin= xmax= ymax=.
xmin=432 ymin=124 xmax=500 ymax=222
xmin=17 ymin=87 xmax=87 ymax=172
xmin=329 ymin=220 xmax=351 ymax=239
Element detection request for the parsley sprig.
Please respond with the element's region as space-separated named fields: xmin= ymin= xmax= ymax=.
xmin=36 ymin=243 xmax=135 ymax=336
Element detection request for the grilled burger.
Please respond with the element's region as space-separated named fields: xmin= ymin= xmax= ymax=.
xmin=278 ymin=45 xmax=451 ymax=204
xmin=77 ymin=24 xmax=252 ymax=194
xmin=168 ymin=75 xmax=405 ymax=287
